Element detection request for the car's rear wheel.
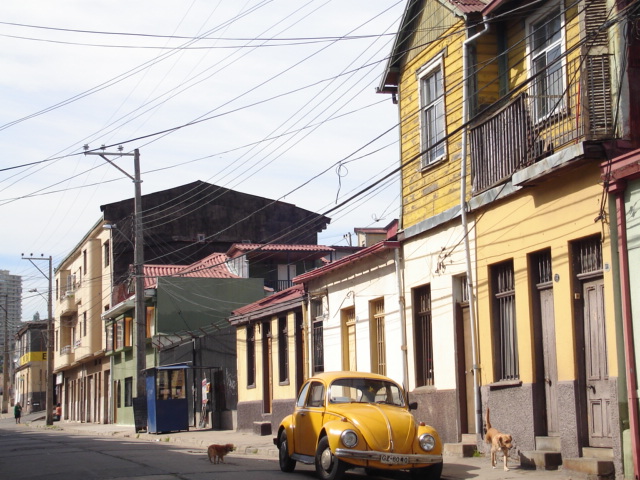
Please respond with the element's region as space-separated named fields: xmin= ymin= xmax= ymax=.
xmin=315 ymin=436 xmax=346 ymax=480
xmin=278 ymin=431 xmax=296 ymax=472
xmin=410 ymin=462 xmax=443 ymax=480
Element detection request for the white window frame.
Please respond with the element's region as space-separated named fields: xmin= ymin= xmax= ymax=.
xmin=526 ymin=2 xmax=566 ymax=122
xmin=417 ymin=54 xmax=447 ymax=169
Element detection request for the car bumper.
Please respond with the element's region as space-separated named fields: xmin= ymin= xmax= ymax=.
xmin=334 ymin=448 xmax=443 ymax=464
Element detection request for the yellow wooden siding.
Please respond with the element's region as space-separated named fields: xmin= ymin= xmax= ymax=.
xmin=398 ymin=18 xmax=466 ymax=229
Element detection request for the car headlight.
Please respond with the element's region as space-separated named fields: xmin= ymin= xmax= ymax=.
xmin=419 ymin=433 xmax=436 ymax=451
xmin=341 ymin=429 xmax=358 ymax=448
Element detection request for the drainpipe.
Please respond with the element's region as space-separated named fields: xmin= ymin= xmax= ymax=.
xmin=461 ymin=17 xmax=490 ymax=437
xmin=394 ymin=247 xmax=410 ymax=391
xmin=610 ymin=182 xmax=640 ymax=480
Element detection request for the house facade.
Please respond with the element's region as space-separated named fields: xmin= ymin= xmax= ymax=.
xmin=229 ymin=284 xmax=306 ymax=433
xmin=14 ymin=320 xmax=48 ymax=414
xmin=54 ymin=220 xmax=112 ymax=424
xmin=377 ymin=0 xmax=484 ymax=443
xmin=102 ymin=256 xmax=264 ymax=426
xmin=379 ymin=0 xmax=636 ymax=477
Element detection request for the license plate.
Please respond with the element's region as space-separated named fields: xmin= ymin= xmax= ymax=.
xmin=380 ymin=454 xmax=409 ymax=465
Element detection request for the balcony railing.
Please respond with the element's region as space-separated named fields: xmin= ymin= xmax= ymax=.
xmin=470 ymin=54 xmax=613 ymax=193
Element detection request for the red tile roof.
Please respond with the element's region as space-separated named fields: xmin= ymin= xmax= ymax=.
xmin=447 ymin=0 xmax=486 ymax=14
xmin=226 ymin=243 xmax=334 ymax=258
xmin=143 ymin=252 xmax=237 ymax=288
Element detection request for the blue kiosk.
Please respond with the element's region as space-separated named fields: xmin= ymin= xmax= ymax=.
xmin=145 ymin=365 xmax=190 ymax=434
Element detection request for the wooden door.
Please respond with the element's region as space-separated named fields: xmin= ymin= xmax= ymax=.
xmin=539 ymin=287 xmax=559 ymax=434
xmin=262 ymin=322 xmax=272 ymax=414
xmin=342 ymin=308 xmax=357 ymax=371
xmin=583 ymin=278 xmax=611 ymax=447
xmin=455 ymin=303 xmax=475 ymax=434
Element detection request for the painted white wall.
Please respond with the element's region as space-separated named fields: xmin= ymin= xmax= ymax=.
xmin=308 ymin=248 xmax=405 ymax=386
xmin=402 ymin=221 xmax=475 ymax=391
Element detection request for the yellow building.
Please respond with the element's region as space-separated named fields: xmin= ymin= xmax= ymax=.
xmin=380 ymin=0 xmax=631 ymax=476
xmin=54 ymin=219 xmax=112 ymax=423
xmin=14 ymin=321 xmax=48 ymax=414
xmin=229 ymin=285 xmax=305 ymax=434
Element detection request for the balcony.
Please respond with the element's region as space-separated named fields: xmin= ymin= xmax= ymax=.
xmin=59 ymin=291 xmax=78 ymax=317
xmin=470 ymin=54 xmax=614 ymax=193
xmin=57 ymin=344 xmax=74 ymax=368
xmin=264 ymin=279 xmax=294 ymax=292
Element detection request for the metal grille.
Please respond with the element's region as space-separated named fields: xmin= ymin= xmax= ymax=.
xmin=372 ymin=299 xmax=386 ymax=376
xmin=278 ymin=316 xmax=288 ymax=383
xmin=576 ymin=236 xmax=602 ymax=275
xmin=535 ymin=250 xmax=553 ymax=285
xmin=493 ymin=261 xmax=519 ymax=381
xmin=414 ymin=286 xmax=434 ymax=386
xmin=246 ymin=325 xmax=255 ymax=386
xmin=311 ymin=298 xmax=324 ymax=373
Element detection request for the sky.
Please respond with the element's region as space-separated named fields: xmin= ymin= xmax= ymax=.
xmin=1 ymin=1 xmax=406 ymax=321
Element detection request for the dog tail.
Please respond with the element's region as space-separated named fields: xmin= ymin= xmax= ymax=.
xmin=485 ymin=407 xmax=492 ymax=430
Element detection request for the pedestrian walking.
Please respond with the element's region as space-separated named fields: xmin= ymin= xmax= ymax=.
xmin=14 ymin=402 xmax=22 ymax=424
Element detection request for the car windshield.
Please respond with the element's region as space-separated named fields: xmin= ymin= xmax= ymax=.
xmin=328 ymin=377 xmax=405 ymax=407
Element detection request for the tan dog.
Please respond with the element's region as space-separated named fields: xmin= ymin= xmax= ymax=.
xmin=485 ymin=408 xmax=513 ymax=471
xmin=207 ymin=443 xmax=235 ymax=464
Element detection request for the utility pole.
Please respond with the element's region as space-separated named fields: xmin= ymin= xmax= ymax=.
xmin=22 ymin=255 xmax=53 ymax=425
xmin=84 ymin=146 xmax=146 ymax=409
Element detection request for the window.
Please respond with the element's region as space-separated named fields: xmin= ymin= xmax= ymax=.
xmin=83 ymin=312 xmax=87 ymax=337
xmin=491 ymin=261 xmax=519 ymax=381
xmin=307 ymin=382 xmax=325 ymax=408
xmin=124 ymin=316 xmax=132 ymax=347
xmin=104 ymin=241 xmax=110 ymax=267
xmin=106 ymin=322 xmax=114 ymax=352
xmin=413 ymin=285 xmax=434 ymax=386
xmin=370 ymin=299 xmax=386 ymax=375
xmin=145 ymin=306 xmax=155 ymax=338
xmin=116 ymin=380 xmax=121 ymax=408
xmin=278 ymin=316 xmax=289 ymax=383
xmin=311 ymin=297 xmax=325 ymax=373
xmin=83 ymin=249 xmax=87 ymax=274
xmin=247 ymin=324 xmax=256 ymax=387
xmin=124 ymin=377 xmax=133 ymax=407
xmin=419 ymin=59 xmax=446 ymax=167
xmin=341 ymin=307 xmax=357 ymax=371
xmin=529 ymin=6 xmax=564 ymax=120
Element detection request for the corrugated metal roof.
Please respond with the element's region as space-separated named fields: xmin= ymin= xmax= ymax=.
xmin=293 ymin=241 xmax=400 ymax=284
xmin=230 ymin=284 xmax=305 ymax=319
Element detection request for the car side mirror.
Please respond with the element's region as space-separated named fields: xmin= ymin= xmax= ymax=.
xmin=409 ymin=401 xmax=418 ymax=410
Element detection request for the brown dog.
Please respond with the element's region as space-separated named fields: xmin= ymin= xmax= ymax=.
xmin=485 ymin=408 xmax=513 ymax=471
xmin=207 ymin=443 xmax=235 ymax=464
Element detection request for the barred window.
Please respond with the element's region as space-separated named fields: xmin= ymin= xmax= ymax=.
xmin=414 ymin=285 xmax=434 ymax=386
xmin=492 ymin=261 xmax=519 ymax=381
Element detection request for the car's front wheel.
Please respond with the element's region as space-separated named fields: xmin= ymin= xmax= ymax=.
xmin=278 ymin=431 xmax=296 ymax=472
xmin=410 ymin=462 xmax=443 ymax=480
xmin=315 ymin=436 xmax=346 ymax=480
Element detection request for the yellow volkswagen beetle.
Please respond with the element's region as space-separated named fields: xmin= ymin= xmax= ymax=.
xmin=273 ymin=371 xmax=443 ymax=480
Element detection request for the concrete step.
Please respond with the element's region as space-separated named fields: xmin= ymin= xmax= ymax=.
xmin=535 ymin=435 xmax=561 ymax=451
xmin=444 ymin=442 xmax=478 ymax=458
xmin=520 ymin=450 xmax=563 ymax=470
xmin=562 ymin=457 xmax=615 ymax=479
xmin=582 ymin=447 xmax=614 ymax=460
xmin=460 ymin=433 xmax=477 ymax=444
xmin=252 ymin=421 xmax=272 ymax=436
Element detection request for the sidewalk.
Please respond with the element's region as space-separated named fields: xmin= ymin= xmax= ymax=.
xmin=1 ymin=412 xmax=573 ymax=479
